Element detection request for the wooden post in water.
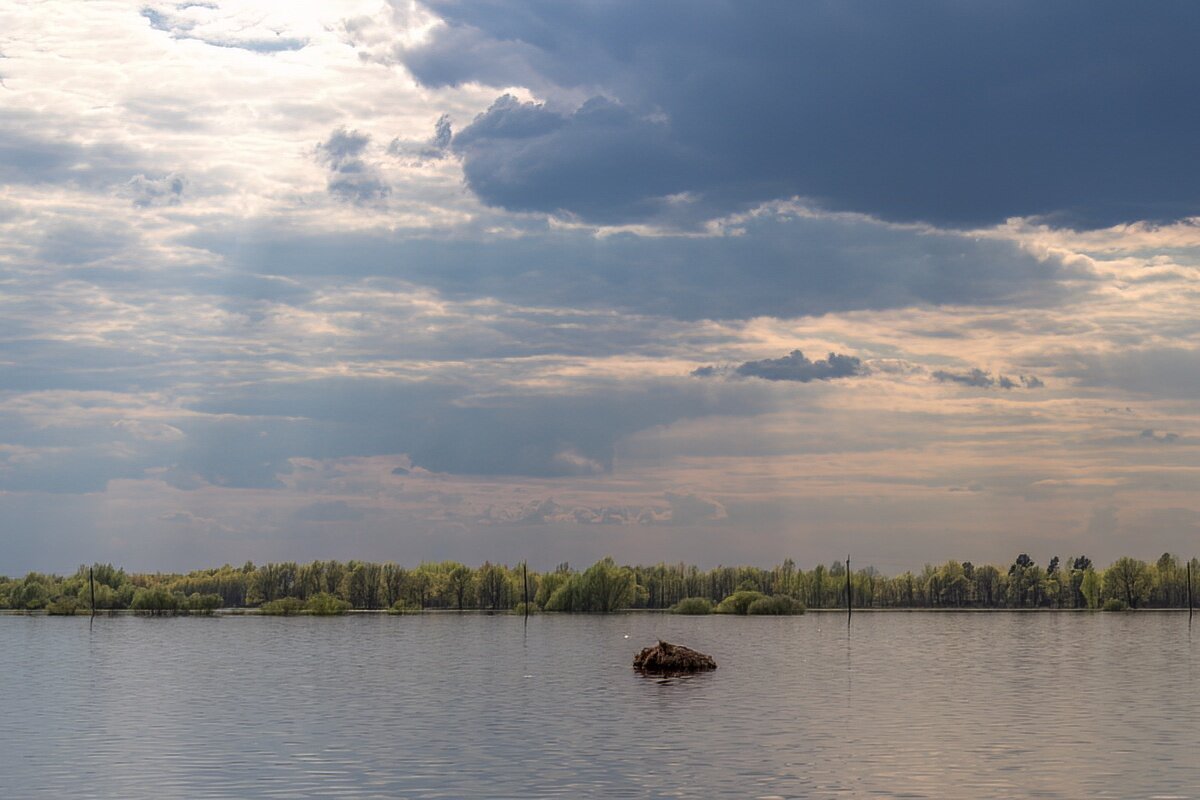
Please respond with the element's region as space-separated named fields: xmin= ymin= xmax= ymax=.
xmin=89 ymin=566 xmax=96 ymax=618
xmin=523 ymin=561 xmax=529 ymax=620
xmin=846 ymin=555 xmax=852 ymax=624
xmin=1188 ymin=559 xmax=1193 ymax=620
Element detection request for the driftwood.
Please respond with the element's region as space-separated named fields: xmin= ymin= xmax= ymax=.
xmin=633 ymin=640 xmax=716 ymax=674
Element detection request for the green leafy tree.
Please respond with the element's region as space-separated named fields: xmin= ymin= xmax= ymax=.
xmin=1104 ymin=557 xmax=1150 ymax=609
xmin=476 ymin=562 xmax=512 ymax=610
xmin=1080 ymin=567 xmax=1102 ymax=609
xmin=445 ymin=564 xmax=475 ymax=610
xmin=579 ymin=558 xmax=635 ymax=612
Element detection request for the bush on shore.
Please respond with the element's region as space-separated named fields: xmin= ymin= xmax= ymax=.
xmin=747 ymin=595 xmax=804 ymax=615
xmin=387 ymin=599 xmax=421 ymax=615
xmin=670 ymin=597 xmax=713 ymax=615
xmin=306 ymin=592 xmax=350 ymax=615
xmin=186 ymin=593 xmax=222 ymax=614
xmin=46 ymin=597 xmax=82 ymax=615
xmin=259 ymin=597 xmax=304 ymax=616
xmin=715 ymin=590 xmax=768 ymax=615
xmin=131 ymin=586 xmax=182 ymax=615
xmin=716 ymin=590 xmax=803 ymax=615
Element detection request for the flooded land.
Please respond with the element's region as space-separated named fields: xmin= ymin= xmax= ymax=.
xmin=3 ymin=612 xmax=1197 ymax=799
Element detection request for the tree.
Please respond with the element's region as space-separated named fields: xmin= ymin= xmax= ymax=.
xmin=445 ymin=565 xmax=475 ymax=610
xmin=476 ymin=562 xmax=511 ymax=610
xmin=342 ymin=562 xmax=384 ymax=609
xmin=381 ymin=563 xmax=407 ymax=608
xmin=535 ymin=570 xmax=570 ymax=608
xmin=580 ymin=558 xmax=636 ymax=612
xmin=12 ymin=575 xmax=51 ymax=610
xmin=1080 ymin=568 xmax=1102 ymax=609
xmin=936 ymin=561 xmax=969 ymax=606
xmin=1104 ymin=557 xmax=1150 ymax=609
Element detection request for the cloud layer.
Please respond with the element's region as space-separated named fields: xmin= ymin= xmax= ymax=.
xmin=0 ymin=0 xmax=1197 ymax=573
xmin=394 ymin=1 xmax=1200 ymax=228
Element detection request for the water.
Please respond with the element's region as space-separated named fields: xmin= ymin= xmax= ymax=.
xmin=2 ymin=611 xmax=1197 ymax=799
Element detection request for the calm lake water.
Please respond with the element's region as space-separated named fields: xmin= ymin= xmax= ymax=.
xmin=2 ymin=611 xmax=1197 ymax=799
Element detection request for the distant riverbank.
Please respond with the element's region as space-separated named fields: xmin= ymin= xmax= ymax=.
xmin=4 ymin=553 xmax=1195 ymax=616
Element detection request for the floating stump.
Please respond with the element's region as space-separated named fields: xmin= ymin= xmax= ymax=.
xmin=633 ymin=640 xmax=716 ymax=674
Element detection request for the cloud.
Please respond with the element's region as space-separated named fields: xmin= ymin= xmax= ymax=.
xmin=141 ymin=5 xmax=307 ymax=53
xmin=112 ymin=419 xmax=185 ymax=442
xmin=388 ymin=113 xmax=454 ymax=162
xmin=125 ymin=172 xmax=186 ymax=207
xmin=932 ymin=369 xmax=1042 ymax=390
xmin=1085 ymin=428 xmax=1195 ymax=449
xmin=0 ymin=122 xmax=144 ymax=188
xmin=393 ymin=1 xmax=1200 ymax=228
xmin=315 ymin=128 xmax=389 ymax=204
xmin=293 ymin=500 xmax=365 ymax=522
xmin=662 ymin=491 xmax=727 ymax=525
xmin=1060 ymin=347 xmax=1200 ymax=398
xmin=192 ymin=208 xmax=1071 ymax=321
xmin=486 ymin=491 xmax=726 ymax=526
xmin=177 ymin=375 xmax=775 ymax=480
xmin=451 ymin=95 xmax=702 ymax=222
xmin=731 ymin=350 xmax=864 ymax=383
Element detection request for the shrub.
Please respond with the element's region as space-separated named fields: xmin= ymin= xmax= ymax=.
xmin=259 ymin=597 xmax=304 ymax=616
xmin=543 ymin=581 xmax=583 ymax=612
xmin=747 ymin=595 xmax=803 ymax=615
xmin=306 ymin=592 xmax=350 ymax=616
xmin=715 ymin=590 xmax=768 ymax=615
xmin=131 ymin=586 xmax=182 ymax=615
xmin=387 ymin=599 xmax=421 ymax=615
xmin=186 ymin=593 xmax=223 ymax=614
xmin=1102 ymin=598 xmax=1130 ymax=612
xmin=670 ymin=597 xmax=713 ymax=615
xmin=11 ymin=580 xmax=49 ymax=610
xmin=46 ymin=597 xmax=82 ymax=616
xmin=512 ymin=601 xmax=539 ymax=615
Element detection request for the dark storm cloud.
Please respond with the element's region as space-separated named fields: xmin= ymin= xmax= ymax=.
xmin=316 ymin=128 xmax=389 ymax=204
xmin=395 ymin=0 xmax=1200 ymax=228
xmin=451 ymin=95 xmax=704 ymax=222
xmin=191 ymin=210 xmax=1070 ymax=322
xmin=931 ymin=369 xmax=1042 ymax=390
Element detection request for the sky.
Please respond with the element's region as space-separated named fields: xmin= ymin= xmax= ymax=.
xmin=2 ymin=0 xmax=1199 ymax=574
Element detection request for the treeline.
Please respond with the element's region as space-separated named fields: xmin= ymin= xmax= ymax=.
xmin=1 ymin=553 xmax=1195 ymax=614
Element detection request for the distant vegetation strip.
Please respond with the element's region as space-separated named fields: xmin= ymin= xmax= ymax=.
xmin=2 ymin=554 xmax=1195 ymax=615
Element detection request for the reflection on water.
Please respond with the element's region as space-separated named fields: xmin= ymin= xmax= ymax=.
xmin=2 ymin=612 xmax=1197 ymax=799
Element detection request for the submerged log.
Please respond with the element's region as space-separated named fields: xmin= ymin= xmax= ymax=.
xmin=633 ymin=640 xmax=717 ymax=673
